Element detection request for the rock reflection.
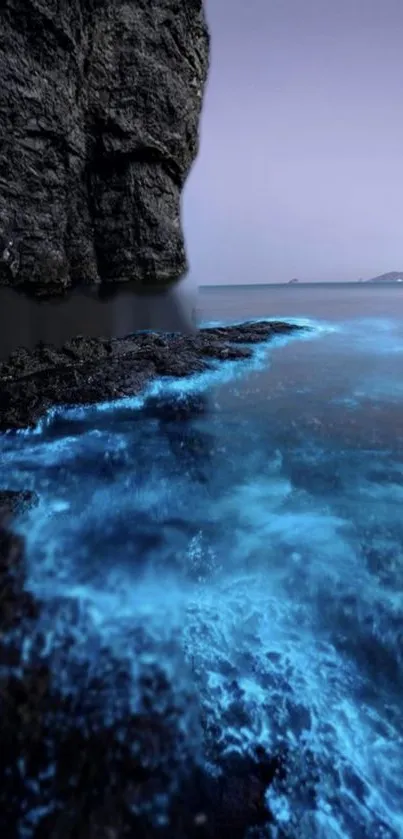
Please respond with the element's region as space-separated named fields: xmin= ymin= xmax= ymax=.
xmin=0 ymin=280 xmax=196 ymax=360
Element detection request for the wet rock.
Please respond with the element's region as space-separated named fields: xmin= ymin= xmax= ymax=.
xmin=0 ymin=321 xmax=306 ymax=430
xmin=143 ymin=392 xmax=208 ymax=422
xmin=0 ymin=523 xmax=39 ymax=633
xmin=0 ymin=489 xmax=39 ymax=519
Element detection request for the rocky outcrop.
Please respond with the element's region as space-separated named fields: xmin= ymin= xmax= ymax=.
xmin=0 ymin=0 xmax=209 ymax=296
xmin=0 ymin=321 xmax=305 ymax=430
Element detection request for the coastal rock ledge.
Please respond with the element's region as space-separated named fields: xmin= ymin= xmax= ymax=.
xmin=0 ymin=321 xmax=304 ymax=430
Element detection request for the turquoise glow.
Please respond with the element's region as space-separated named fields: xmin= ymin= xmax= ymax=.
xmin=1 ymin=317 xmax=402 ymax=838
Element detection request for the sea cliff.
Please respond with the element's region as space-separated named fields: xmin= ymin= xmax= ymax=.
xmin=0 ymin=0 xmax=209 ymax=295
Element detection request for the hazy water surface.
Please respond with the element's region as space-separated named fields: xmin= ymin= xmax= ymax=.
xmin=199 ymin=283 xmax=403 ymax=447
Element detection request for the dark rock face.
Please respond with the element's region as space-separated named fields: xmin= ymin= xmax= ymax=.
xmin=0 ymin=0 xmax=209 ymax=296
xmin=0 ymin=321 xmax=305 ymax=430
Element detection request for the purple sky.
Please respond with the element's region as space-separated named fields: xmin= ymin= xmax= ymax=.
xmin=183 ymin=0 xmax=403 ymax=284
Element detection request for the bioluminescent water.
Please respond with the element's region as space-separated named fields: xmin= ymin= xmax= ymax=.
xmin=1 ymin=300 xmax=403 ymax=837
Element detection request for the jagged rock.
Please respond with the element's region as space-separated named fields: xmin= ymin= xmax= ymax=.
xmin=0 ymin=321 xmax=306 ymax=430
xmin=0 ymin=0 xmax=209 ymax=296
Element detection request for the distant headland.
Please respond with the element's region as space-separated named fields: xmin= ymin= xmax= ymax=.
xmin=362 ymin=272 xmax=403 ymax=283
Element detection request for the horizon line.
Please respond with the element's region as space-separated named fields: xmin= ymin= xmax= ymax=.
xmin=198 ymin=280 xmax=402 ymax=288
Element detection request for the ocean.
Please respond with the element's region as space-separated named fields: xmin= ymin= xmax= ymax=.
xmin=2 ymin=282 xmax=403 ymax=837
xmin=198 ymin=283 xmax=403 ymax=449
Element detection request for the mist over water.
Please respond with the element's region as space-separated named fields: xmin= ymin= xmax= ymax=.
xmin=1 ymin=284 xmax=403 ymax=837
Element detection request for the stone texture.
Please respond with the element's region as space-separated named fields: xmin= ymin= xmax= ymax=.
xmin=0 ymin=321 xmax=305 ymax=430
xmin=0 ymin=0 xmax=209 ymax=296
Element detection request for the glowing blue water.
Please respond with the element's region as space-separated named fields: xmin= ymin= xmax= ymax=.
xmin=1 ymin=311 xmax=403 ymax=838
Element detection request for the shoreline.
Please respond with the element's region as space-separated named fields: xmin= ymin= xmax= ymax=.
xmin=0 ymin=320 xmax=306 ymax=838
xmin=0 ymin=320 xmax=305 ymax=432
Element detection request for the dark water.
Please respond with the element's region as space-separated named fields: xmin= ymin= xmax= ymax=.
xmin=0 ymin=280 xmax=196 ymax=359
xmin=2 ymin=283 xmax=403 ymax=837
xmin=199 ymin=283 xmax=403 ymax=447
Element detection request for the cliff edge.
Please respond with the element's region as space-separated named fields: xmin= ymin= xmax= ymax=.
xmin=0 ymin=0 xmax=209 ymax=296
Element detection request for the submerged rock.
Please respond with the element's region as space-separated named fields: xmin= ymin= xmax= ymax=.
xmin=0 ymin=0 xmax=209 ymax=295
xmin=0 ymin=321 xmax=305 ymax=430
xmin=0 ymin=489 xmax=39 ymax=519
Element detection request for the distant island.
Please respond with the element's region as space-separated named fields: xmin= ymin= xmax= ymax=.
xmin=364 ymin=271 xmax=403 ymax=283
xmin=288 ymin=278 xmax=300 ymax=284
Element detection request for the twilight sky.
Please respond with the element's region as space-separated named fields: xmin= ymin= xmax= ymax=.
xmin=183 ymin=0 xmax=403 ymax=284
